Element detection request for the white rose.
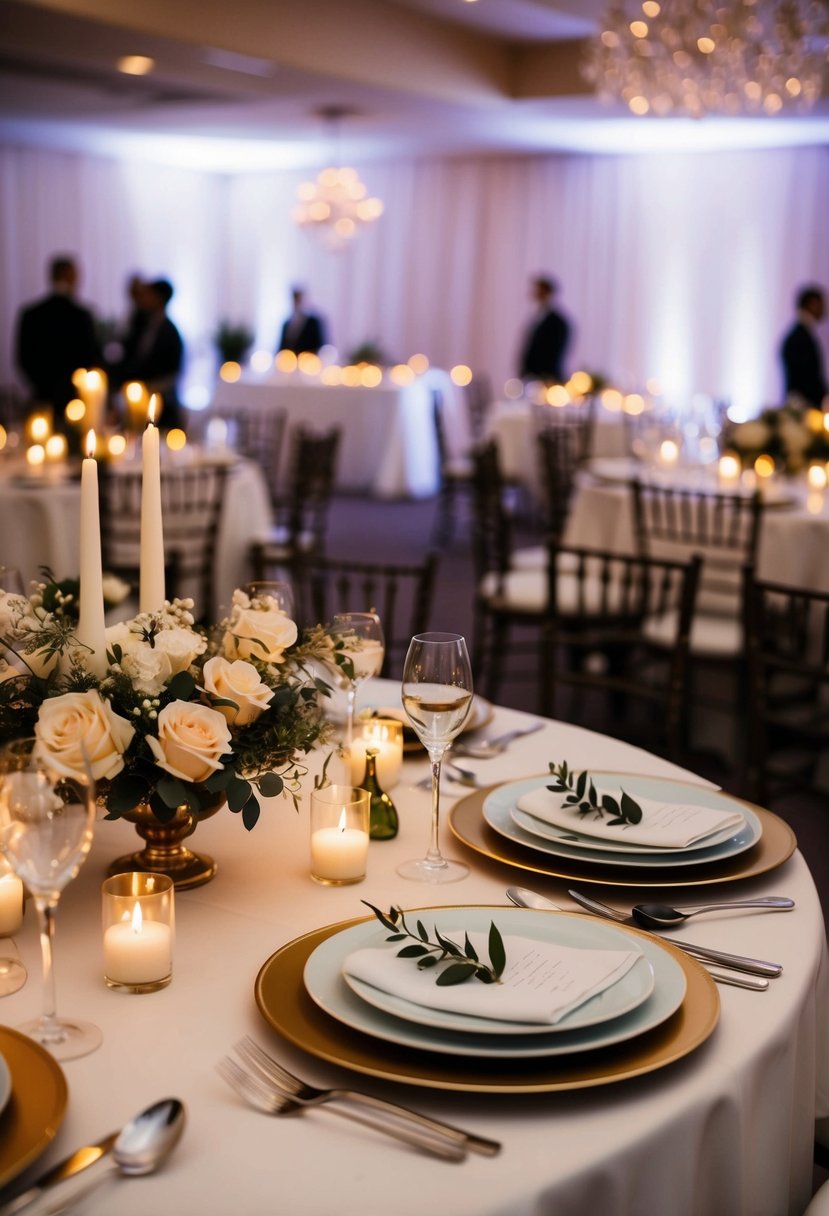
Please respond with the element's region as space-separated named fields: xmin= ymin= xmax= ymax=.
xmin=106 ymin=624 xmax=172 ymax=694
xmin=223 ymin=605 xmax=298 ymax=664
xmin=202 ymin=656 xmax=274 ymax=726
xmin=101 ymin=574 xmax=131 ymax=606
xmin=0 ymin=592 xmax=58 ymax=678
xmin=35 ymin=690 xmax=135 ymax=781
xmin=152 ymin=626 xmax=207 ymax=675
xmin=147 ymin=700 xmax=232 ymax=784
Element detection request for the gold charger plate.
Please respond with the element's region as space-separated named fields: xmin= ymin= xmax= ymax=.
xmin=448 ymin=782 xmax=796 ymax=889
xmin=254 ymin=911 xmax=719 ymax=1093
xmin=0 ymin=1027 xmax=68 ymax=1190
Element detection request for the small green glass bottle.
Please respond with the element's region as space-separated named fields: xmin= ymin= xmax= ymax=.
xmin=363 ymin=748 xmax=399 ymax=840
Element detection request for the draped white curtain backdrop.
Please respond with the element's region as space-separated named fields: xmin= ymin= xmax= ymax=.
xmin=1 ymin=141 xmax=827 ymax=417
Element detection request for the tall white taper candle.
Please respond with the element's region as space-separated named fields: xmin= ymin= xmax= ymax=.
xmin=140 ymin=396 xmax=165 ymax=612
xmin=76 ymin=430 xmax=107 ymax=677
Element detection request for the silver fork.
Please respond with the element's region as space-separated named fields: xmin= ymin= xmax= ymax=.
xmin=217 ymin=1056 xmax=466 ymax=1162
xmin=234 ymin=1036 xmax=501 ymax=1157
xmin=417 ymin=760 xmax=481 ymax=790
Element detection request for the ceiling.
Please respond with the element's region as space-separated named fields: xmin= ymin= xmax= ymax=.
xmin=0 ymin=0 xmax=827 ymax=171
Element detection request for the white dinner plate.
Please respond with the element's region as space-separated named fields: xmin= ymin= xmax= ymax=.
xmin=484 ymin=776 xmax=761 ymax=871
xmin=303 ymin=907 xmax=686 ymax=1059
xmin=0 ymin=1050 xmax=11 ymax=1118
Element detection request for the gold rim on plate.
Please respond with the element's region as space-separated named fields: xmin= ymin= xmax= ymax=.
xmin=254 ymin=910 xmax=719 ymax=1093
xmin=0 ymin=1026 xmax=68 ymax=1190
xmin=448 ymin=780 xmax=796 ymax=889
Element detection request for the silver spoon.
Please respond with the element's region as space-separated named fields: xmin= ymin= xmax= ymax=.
xmin=22 ymin=1099 xmax=186 ymax=1216
xmin=632 ymin=896 xmax=795 ymax=930
xmin=453 ymin=722 xmax=544 ymax=760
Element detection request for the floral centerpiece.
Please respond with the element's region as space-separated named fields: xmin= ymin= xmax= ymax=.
xmin=0 ymin=579 xmax=346 ymax=841
xmin=723 ymin=403 xmax=829 ymax=475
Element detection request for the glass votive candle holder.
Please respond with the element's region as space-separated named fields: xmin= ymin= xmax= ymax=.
xmin=0 ymin=856 xmax=24 ymax=936
xmin=102 ymin=873 xmax=174 ymax=993
xmin=350 ymin=718 xmax=404 ymax=790
xmin=310 ymin=786 xmax=370 ymax=886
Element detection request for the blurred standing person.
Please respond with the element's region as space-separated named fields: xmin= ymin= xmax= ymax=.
xmin=518 ymin=275 xmax=571 ymax=383
xmin=116 ymin=278 xmax=184 ymax=429
xmin=780 ymin=285 xmax=827 ymax=409
xmin=15 ymin=254 xmax=101 ymax=415
xmin=278 ymin=286 xmax=327 ymax=355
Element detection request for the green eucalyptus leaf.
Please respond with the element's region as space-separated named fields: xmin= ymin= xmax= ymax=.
xmin=416 ymin=920 xmax=428 ymax=942
xmin=396 ymin=944 xmax=430 ymax=958
xmin=435 ymin=962 xmax=477 ymax=987
xmin=258 ymin=772 xmax=283 ymax=798
xmin=488 ymin=922 xmax=506 ymax=977
xmin=226 ymin=776 xmax=252 ymax=812
xmin=575 ymin=769 xmax=587 ymax=799
xmin=620 ymin=791 xmax=643 ymax=824
xmin=434 ymin=930 xmax=462 ymax=957
xmin=463 ymin=933 xmax=479 ymax=962
xmin=241 ymin=793 xmax=260 ymax=831
xmin=417 ymin=956 xmax=439 ymax=969
xmin=167 ymin=670 xmax=196 ymax=699
xmin=156 ymin=774 xmax=192 ymax=810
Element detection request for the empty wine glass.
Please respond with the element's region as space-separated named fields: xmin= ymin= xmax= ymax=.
xmin=398 ymin=632 xmax=473 ymax=884
xmin=331 ymin=612 xmax=385 ymax=748
xmin=0 ymin=738 xmax=102 ymax=1059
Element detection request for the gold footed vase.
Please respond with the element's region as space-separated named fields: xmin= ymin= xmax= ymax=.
xmin=107 ymin=794 xmax=225 ymax=891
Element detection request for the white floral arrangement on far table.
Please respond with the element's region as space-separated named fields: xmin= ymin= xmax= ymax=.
xmin=724 ymin=403 xmax=829 ymax=475
xmin=0 ymin=582 xmax=347 ymax=830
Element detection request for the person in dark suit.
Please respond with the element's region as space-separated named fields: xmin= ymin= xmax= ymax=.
xmin=780 ymin=285 xmax=827 ymax=409
xmin=278 ymin=287 xmax=326 ymax=355
xmin=519 ymin=275 xmax=571 ymax=383
xmin=115 ymin=278 xmax=184 ymax=429
xmin=15 ymin=255 xmax=101 ymax=414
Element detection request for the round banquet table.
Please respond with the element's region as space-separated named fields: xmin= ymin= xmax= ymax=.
xmin=0 ymin=683 xmax=827 ymax=1216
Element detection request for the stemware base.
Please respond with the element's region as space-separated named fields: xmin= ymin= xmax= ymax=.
xmin=18 ymin=1016 xmax=102 ymax=1061
xmin=397 ymin=857 xmax=469 ymax=884
xmin=0 ymin=957 xmax=27 ymax=996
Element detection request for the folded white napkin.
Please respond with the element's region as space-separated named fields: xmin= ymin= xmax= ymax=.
xmin=344 ymin=932 xmax=641 ymax=1026
xmin=518 ymin=784 xmax=744 ymax=850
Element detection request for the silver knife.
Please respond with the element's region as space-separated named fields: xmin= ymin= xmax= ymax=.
xmin=567 ymin=889 xmax=783 ymax=977
xmin=0 ymin=1133 xmax=119 ymax=1216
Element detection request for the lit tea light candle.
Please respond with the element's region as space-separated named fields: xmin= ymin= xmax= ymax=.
xmin=351 ymin=718 xmax=404 ymax=789
xmin=26 ymin=444 xmax=45 ymax=469
xmin=44 ymin=434 xmax=67 ymax=461
xmin=140 ymin=396 xmax=165 ymax=613
xmin=0 ymin=866 xmax=23 ymax=936
xmin=807 ymin=463 xmax=827 ymax=490
xmin=754 ymin=454 xmax=775 ymax=479
xmin=29 ymin=414 xmax=50 ymax=443
xmin=659 ymin=439 xmax=680 ymax=464
xmin=310 ymin=807 xmax=369 ymax=885
xmin=104 ymin=901 xmax=172 ymax=987
xmin=718 ymin=453 xmax=741 ymax=482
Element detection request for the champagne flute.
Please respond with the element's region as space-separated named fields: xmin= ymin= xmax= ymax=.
xmin=0 ymin=738 xmax=102 ymax=1059
xmin=331 ymin=612 xmax=385 ymax=749
xmin=398 ymin=632 xmax=473 ymax=883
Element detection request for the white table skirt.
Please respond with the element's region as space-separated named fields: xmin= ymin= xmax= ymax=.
xmin=0 ymin=457 xmax=272 ymax=619
xmin=212 ymin=368 xmax=469 ymax=499
xmin=1 ymin=683 xmax=826 ymax=1216
xmin=564 ymin=472 xmax=829 ymax=594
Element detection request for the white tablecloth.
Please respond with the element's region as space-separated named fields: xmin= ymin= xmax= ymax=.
xmin=486 ymin=401 xmax=628 ymax=500
xmin=212 ymin=368 xmax=469 ymax=499
xmin=1 ymin=683 xmax=826 ymax=1216
xmin=0 ymin=456 xmax=272 ymax=618
xmin=564 ymin=468 xmax=829 ymax=593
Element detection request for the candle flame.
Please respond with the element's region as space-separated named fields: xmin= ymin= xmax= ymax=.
xmin=86 ymin=430 xmax=96 ymax=459
xmin=148 ymin=394 xmax=159 ymax=425
xmin=131 ymin=902 xmax=143 ymax=933
xmin=337 ymin=808 xmax=347 ymax=833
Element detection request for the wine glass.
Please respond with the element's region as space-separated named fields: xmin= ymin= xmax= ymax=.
xmin=331 ymin=612 xmax=385 ymax=749
xmin=397 ymin=632 xmax=473 ymax=884
xmin=243 ymin=580 xmax=295 ymax=618
xmin=0 ymin=738 xmax=102 ymax=1059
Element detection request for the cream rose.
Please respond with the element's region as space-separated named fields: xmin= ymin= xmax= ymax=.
xmin=223 ymin=604 xmax=297 ymax=664
xmin=147 ymin=701 xmax=232 ymax=784
xmin=35 ymin=690 xmax=135 ymax=781
xmin=202 ymin=656 xmax=274 ymax=726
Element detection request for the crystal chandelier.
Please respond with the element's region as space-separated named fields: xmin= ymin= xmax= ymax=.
xmin=583 ymin=1 xmax=828 ymax=119
xmin=294 ymin=107 xmax=383 ymax=250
